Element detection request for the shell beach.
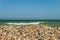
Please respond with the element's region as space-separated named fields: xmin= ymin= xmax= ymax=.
xmin=0 ymin=24 xmax=60 ymax=40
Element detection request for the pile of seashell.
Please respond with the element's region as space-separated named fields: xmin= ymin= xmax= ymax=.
xmin=0 ymin=25 xmax=60 ymax=40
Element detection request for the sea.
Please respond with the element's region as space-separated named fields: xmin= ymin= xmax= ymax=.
xmin=0 ymin=20 xmax=60 ymax=27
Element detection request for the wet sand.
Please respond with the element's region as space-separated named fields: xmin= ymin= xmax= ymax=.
xmin=0 ymin=24 xmax=60 ymax=40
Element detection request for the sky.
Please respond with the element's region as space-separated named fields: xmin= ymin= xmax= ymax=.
xmin=0 ymin=0 xmax=60 ymax=20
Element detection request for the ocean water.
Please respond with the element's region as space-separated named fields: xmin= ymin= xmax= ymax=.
xmin=41 ymin=20 xmax=60 ymax=27
xmin=0 ymin=20 xmax=41 ymax=25
xmin=0 ymin=20 xmax=60 ymax=27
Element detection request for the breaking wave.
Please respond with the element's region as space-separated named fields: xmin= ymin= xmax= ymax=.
xmin=5 ymin=22 xmax=44 ymax=25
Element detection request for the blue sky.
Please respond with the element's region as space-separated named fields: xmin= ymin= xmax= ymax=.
xmin=0 ymin=0 xmax=60 ymax=20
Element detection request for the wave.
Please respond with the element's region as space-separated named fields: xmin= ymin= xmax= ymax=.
xmin=5 ymin=22 xmax=44 ymax=25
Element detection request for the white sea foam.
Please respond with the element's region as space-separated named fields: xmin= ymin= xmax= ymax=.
xmin=5 ymin=22 xmax=44 ymax=25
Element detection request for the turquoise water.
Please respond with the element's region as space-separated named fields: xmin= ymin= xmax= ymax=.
xmin=41 ymin=20 xmax=60 ymax=27
xmin=0 ymin=20 xmax=60 ymax=27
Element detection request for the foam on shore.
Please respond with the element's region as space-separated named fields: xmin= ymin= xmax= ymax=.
xmin=5 ymin=22 xmax=44 ymax=25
